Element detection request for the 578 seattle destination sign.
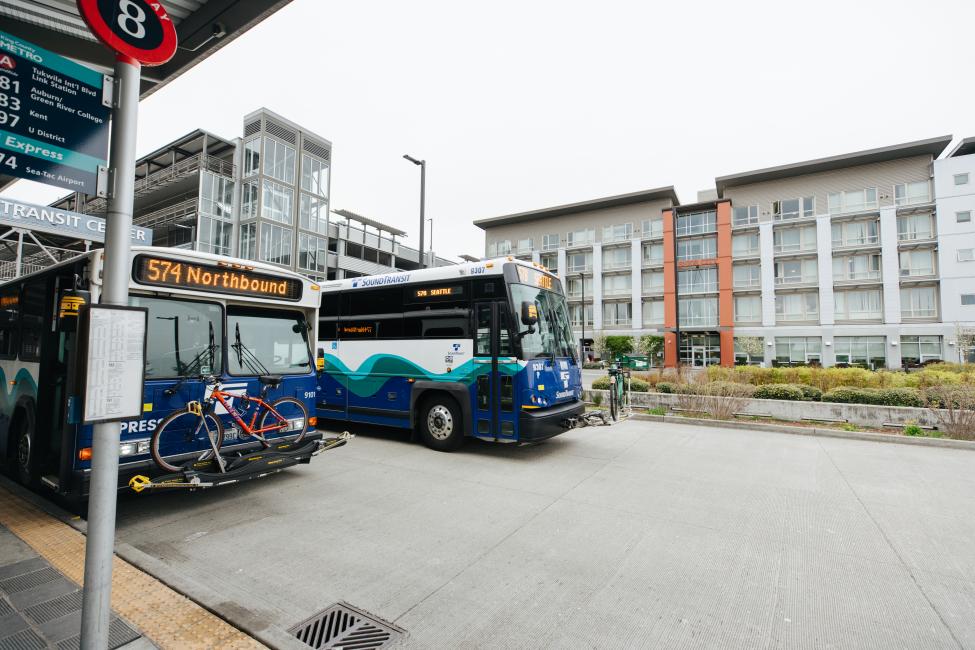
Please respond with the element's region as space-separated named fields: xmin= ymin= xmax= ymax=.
xmin=0 ymin=30 xmax=110 ymax=195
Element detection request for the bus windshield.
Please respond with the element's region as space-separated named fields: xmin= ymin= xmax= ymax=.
xmin=509 ymin=283 xmax=576 ymax=361
xmin=132 ymin=296 xmax=222 ymax=379
xmin=227 ymin=307 xmax=311 ymax=376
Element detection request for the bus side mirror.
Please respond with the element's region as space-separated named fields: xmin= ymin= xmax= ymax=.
xmin=521 ymin=301 xmax=538 ymax=326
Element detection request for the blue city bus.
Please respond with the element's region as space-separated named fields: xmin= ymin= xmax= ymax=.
xmin=315 ymin=258 xmax=583 ymax=450
xmin=0 ymin=247 xmax=322 ymax=500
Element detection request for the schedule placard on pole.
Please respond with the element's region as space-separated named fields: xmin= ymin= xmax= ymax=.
xmin=81 ymin=305 xmax=148 ymax=424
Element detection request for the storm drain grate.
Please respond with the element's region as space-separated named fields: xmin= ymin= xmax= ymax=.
xmin=0 ymin=567 xmax=61 ymax=594
xmin=0 ymin=628 xmax=47 ymax=650
xmin=288 ymin=602 xmax=404 ymax=650
xmin=57 ymin=617 xmax=141 ymax=650
xmin=0 ymin=596 xmax=13 ymax=616
xmin=25 ymin=589 xmax=84 ymax=623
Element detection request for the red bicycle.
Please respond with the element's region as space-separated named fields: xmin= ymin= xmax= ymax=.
xmin=150 ymin=375 xmax=309 ymax=473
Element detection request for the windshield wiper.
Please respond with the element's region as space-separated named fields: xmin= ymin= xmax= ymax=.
xmin=232 ymin=322 xmax=272 ymax=376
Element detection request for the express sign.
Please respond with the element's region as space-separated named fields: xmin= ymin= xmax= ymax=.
xmin=77 ymin=0 xmax=178 ymax=66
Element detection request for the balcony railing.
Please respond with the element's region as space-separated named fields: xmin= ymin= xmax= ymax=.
xmin=775 ymin=274 xmax=818 ymax=286
xmin=835 ymin=310 xmax=883 ymax=321
xmin=602 ymin=260 xmax=632 ymax=272
xmin=642 ymin=257 xmax=664 ymax=267
xmin=773 ymin=243 xmax=817 ymax=254
xmin=832 ymin=235 xmax=879 ymax=250
xmin=602 ymin=287 xmax=632 ymax=297
xmin=733 ymin=277 xmax=761 ymax=289
xmin=833 ymin=270 xmax=882 ymax=283
xmin=680 ymin=282 xmax=719 ymax=294
xmin=678 ymin=315 xmax=718 ymax=327
xmin=898 ymin=230 xmax=936 ymax=243
xmin=566 ymin=263 xmax=592 ymax=273
xmin=642 ymin=285 xmax=664 ymax=296
xmin=902 ymin=307 xmax=938 ymax=319
xmin=776 ymin=311 xmax=819 ymax=322
xmin=900 ymin=267 xmax=936 ymax=278
xmin=603 ymin=318 xmax=632 ymax=327
xmin=565 ymin=236 xmax=594 ymax=249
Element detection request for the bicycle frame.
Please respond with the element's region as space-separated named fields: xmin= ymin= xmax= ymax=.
xmin=210 ymin=389 xmax=288 ymax=438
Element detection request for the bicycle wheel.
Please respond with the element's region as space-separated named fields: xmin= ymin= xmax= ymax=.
xmin=259 ymin=397 xmax=309 ymax=445
xmin=150 ymin=408 xmax=224 ymax=473
xmin=609 ymin=378 xmax=619 ymax=421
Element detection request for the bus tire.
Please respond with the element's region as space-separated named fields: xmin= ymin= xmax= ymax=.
xmin=12 ymin=409 xmax=39 ymax=488
xmin=418 ymin=394 xmax=464 ymax=451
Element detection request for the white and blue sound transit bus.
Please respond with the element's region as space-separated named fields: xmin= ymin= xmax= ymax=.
xmin=0 ymin=247 xmax=321 ymax=500
xmin=315 ymin=258 xmax=584 ymax=450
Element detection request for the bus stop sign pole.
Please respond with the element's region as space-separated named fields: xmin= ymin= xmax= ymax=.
xmin=75 ymin=2 xmax=178 ymax=648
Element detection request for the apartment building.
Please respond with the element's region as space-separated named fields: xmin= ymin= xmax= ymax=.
xmin=49 ymin=109 xmax=447 ymax=281
xmin=476 ymin=135 xmax=975 ymax=368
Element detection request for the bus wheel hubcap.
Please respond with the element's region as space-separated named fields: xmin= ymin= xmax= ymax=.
xmin=427 ymin=406 xmax=453 ymax=440
xmin=17 ymin=432 xmax=30 ymax=469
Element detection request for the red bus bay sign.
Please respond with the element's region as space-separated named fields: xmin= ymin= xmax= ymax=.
xmin=77 ymin=0 xmax=177 ymax=65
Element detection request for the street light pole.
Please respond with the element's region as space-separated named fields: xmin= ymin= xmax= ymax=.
xmin=403 ymin=155 xmax=426 ymax=268
xmin=428 ymin=218 xmax=433 ymax=254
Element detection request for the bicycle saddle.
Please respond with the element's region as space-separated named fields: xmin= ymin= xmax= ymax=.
xmin=258 ymin=374 xmax=283 ymax=387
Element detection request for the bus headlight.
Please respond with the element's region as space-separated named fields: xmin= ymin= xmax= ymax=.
xmin=119 ymin=440 xmax=150 ymax=457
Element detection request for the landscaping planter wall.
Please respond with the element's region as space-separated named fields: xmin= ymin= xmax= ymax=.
xmin=589 ymin=390 xmax=941 ymax=429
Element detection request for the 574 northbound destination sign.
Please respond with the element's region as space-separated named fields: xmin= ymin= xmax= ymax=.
xmin=0 ymin=30 xmax=110 ymax=195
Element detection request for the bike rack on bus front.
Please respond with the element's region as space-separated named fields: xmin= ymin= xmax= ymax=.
xmin=128 ymin=432 xmax=353 ymax=493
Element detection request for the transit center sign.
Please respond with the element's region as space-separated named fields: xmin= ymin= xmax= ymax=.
xmin=0 ymin=197 xmax=152 ymax=244
xmin=0 ymin=30 xmax=111 ymax=195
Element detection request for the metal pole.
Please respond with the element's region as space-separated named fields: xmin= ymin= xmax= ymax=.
xmin=15 ymin=230 xmax=23 ymax=278
xmin=428 ymin=218 xmax=433 ymax=253
xmin=418 ymin=161 xmax=426 ymax=268
xmin=672 ymin=210 xmax=680 ymax=367
xmin=80 ymin=55 xmax=140 ymax=650
xmin=580 ymin=273 xmax=586 ymax=362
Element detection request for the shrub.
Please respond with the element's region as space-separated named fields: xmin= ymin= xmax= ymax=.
xmin=823 ymin=387 xmax=883 ymax=405
xmin=923 ymin=385 xmax=975 ymax=439
xmin=753 ymin=384 xmax=806 ymax=401
xmin=628 ymin=377 xmax=649 ymax=392
xmin=796 ymin=384 xmax=823 ymax=401
xmin=591 ymin=376 xmax=610 ymax=390
xmin=592 ymin=391 xmax=603 ymax=407
xmin=877 ymin=387 xmax=924 ymax=408
xmin=656 ymin=381 xmax=676 ymax=394
xmin=647 ymin=406 xmax=667 ymax=416
xmin=841 ymin=423 xmax=860 ymax=432
xmin=583 ymin=362 xmax=604 ymax=370
xmin=903 ymin=422 xmax=923 ymax=436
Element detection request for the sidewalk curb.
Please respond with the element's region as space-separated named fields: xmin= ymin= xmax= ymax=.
xmin=0 ymin=476 xmax=303 ymax=650
xmin=630 ymin=413 xmax=975 ymax=450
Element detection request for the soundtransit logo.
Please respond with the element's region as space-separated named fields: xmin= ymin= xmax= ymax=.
xmin=351 ymin=273 xmax=411 ymax=289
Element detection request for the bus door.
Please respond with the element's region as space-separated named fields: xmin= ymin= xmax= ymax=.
xmin=473 ymin=302 xmax=518 ymax=440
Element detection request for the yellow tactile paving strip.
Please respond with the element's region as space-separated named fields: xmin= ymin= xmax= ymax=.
xmin=0 ymin=486 xmax=266 ymax=649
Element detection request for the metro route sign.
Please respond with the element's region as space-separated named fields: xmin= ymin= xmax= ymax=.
xmin=0 ymin=30 xmax=111 ymax=195
xmin=77 ymin=0 xmax=178 ymax=66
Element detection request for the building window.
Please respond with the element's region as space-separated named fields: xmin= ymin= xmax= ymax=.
xmin=197 ymin=217 xmax=232 ymax=256
xmin=732 ymin=205 xmax=759 ymax=226
xmin=957 ymin=211 xmax=972 ymax=223
xmin=566 ymin=229 xmax=595 ymax=247
xmin=300 ymin=154 xmax=329 ymax=197
xmin=774 ymin=258 xmax=817 ymax=285
xmin=772 ymin=197 xmax=814 ymax=221
xmin=259 ymin=223 xmax=293 ymax=266
xmin=678 ymin=297 xmax=718 ymax=327
xmin=897 ymin=213 xmax=935 ymax=241
xmin=241 ymin=181 xmax=259 ymax=220
xmin=299 ymin=193 xmax=328 ymax=233
xmin=963 ymin=295 xmax=975 ymax=306
xmin=540 ymin=252 xmax=557 ymax=272
xmin=774 ymin=336 xmax=822 ymax=366
xmin=262 ymin=180 xmax=294 ymax=224
xmin=642 ymin=300 xmax=664 ymax=325
xmin=570 ymin=303 xmax=593 ymax=328
xmin=733 ymin=263 xmax=761 ymax=288
xmin=835 ymin=289 xmax=882 ymax=320
xmin=239 ymin=222 xmax=257 ymax=260
xmin=776 ymin=292 xmax=819 ymax=322
xmin=487 ymin=240 xmax=511 ymax=256
xmin=899 ymin=249 xmax=936 ymax=277
xmin=894 ymin=180 xmax=930 ymax=206
xmin=566 ymin=251 xmax=592 ymax=273
xmin=603 ymin=302 xmax=631 ymax=327
xmin=513 ymin=238 xmax=533 ymax=255
xmin=263 ymin=138 xmax=296 ymax=184
xmin=901 ymin=335 xmax=942 ymax=367
xmin=774 ymin=225 xmax=817 ymax=253
xmin=832 ymin=220 xmax=878 ymax=248
xmin=676 ymin=236 xmax=717 ymax=261
xmin=641 ymin=216 xmax=663 ymax=238
xmin=603 ymin=247 xmax=631 ymax=271
xmin=958 ymin=248 xmax=975 ymax=262
xmin=734 ymin=336 xmax=764 ymax=366
xmin=243 ymin=138 xmax=260 ymax=177
xmin=734 ymin=295 xmax=761 ymax=323
xmin=199 ymin=172 xmax=233 ymax=220
xmin=828 ymin=188 xmax=878 ymax=214
xmin=678 ymin=267 xmax=717 ymax=293
xmin=642 ymin=270 xmax=664 ymax=294
xmin=566 ymin=276 xmax=592 ymax=300
xmin=298 ymin=233 xmax=328 ymax=273
xmin=954 ymin=173 xmax=969 ymax=186
xmin=602 ymin=223 xmax=633 ymax=243
xmin=642 ymin=242 xmax=664 ymax=266
xmin=732 ymin=232 xmax=760 ymax=257
xmin=602 ymin=274 xmax=631 ymax=297
xmin=542 ymin=233 xmax=560 ymax=251
xmin=676 ymin=210 xmax=716 ymax=236
xmin=834 ymin=336 xmax=886 ymax=369
xmin=832 ymin=253 xmax=881 ymax=282
xmin=900 ymin=286 xmax=938 ymax=318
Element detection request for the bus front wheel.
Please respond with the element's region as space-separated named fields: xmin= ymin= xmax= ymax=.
xmin=12 ymin=410 xmax=39 ymax=488
xmin=418 ymin=395 xmax=464 ymax=451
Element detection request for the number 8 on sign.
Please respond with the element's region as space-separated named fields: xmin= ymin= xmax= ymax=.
xmin=77 ymin=0 xmax=178 ymax=66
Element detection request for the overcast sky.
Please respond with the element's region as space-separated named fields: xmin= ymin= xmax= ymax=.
xmin=7 ymin=0 xmax=975 ymax=260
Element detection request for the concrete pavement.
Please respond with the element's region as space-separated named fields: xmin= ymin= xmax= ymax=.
xmin=104 ymin=418 xmax=975 ymax=648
